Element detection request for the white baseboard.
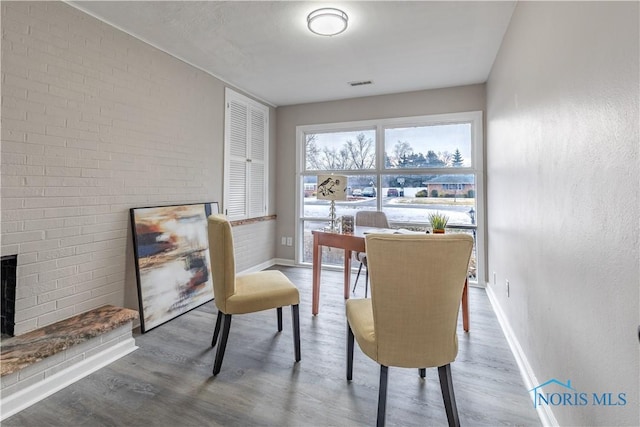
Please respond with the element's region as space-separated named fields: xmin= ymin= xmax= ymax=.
xmin=273 ymin=258 xmax=295 ymax=267
xmin=238 ymin=259 xmax=277 ymax=274
xmin=0 ymin=338 xmax=138 ymax=421
xmin=485 ymin=286 xmax=558 ymax=427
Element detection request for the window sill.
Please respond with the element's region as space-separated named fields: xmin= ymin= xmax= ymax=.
xmin=230 ymin=215 xmax=277 ymax=227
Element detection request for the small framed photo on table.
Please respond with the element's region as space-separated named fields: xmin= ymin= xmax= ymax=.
xmin=341 ymin=215 xmax=354 ymax=233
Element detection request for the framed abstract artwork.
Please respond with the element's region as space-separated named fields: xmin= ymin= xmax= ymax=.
xmin=130 ymin=202 xmax=219 ymax=332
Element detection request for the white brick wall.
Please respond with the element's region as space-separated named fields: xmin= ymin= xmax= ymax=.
xmin=232 ymin=220 xmax=277 ymax=274
xmin=1 ymin=2 xmax=274 ymax=335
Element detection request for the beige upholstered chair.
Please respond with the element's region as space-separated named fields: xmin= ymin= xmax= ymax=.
xmin=352 ymin=211 xmax=390 ymax=297
xmin=207 ymin=215 xmax=301 ymax=375
xmin=346 ymin=233 xmax=473 ymax=427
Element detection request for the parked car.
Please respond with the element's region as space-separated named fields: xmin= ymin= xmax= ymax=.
xmin=387 ymin=188 xmax=399 ymax=197
xmin=362 ymin=187 xmax=377 ymax=197
xmin=352 ymin=188 xmax=363 ymax=196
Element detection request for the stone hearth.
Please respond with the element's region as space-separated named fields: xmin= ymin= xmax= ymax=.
xmin=0 ymin=305 xmax=138 ymax=420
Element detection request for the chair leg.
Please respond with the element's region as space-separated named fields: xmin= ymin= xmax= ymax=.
xmin=419 ymin=368 xmax=426 ymax=378
xmin=365 ymin=267 xmax=369 ymax=298
xmin=377 ymin=365 xmax=389 ymax=427
xmin=277 ymin=307 xmax=283 ymax=332
xmin=438 ymin=364 xmax=460 ymax=427
xmin=352 ymin=262 xmax=363 ymax=293
xmin=462 ymin=279 xmax=469 ymax=332
xmin=213 ymin=313 xmax=232 ymax=376
xmin=291 ymin=304 xmax=301 ymax=362
xmin=211 ymin=311 xmax=223 ymax=347
xmin=346 ymin=323 xmax=354 ymax=380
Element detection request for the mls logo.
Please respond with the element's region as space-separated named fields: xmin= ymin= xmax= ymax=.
xmin=529 ymin=379 xmax=626 ymax=408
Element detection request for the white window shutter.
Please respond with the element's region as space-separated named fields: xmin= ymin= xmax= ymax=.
xmin=248 ymin=108 xmax=266 ymax=217
xmin=224 ymin=88 xmax=269 ymax=220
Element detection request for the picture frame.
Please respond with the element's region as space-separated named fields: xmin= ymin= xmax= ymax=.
xmin=341 ymin=215 xmax=354 ymax=234
xmin=130 ymin=202 xmax=219 ymax=332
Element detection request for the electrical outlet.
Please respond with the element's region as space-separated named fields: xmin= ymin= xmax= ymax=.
xmin=506 ymin=279 xmax=510 ymax=297
xmin=286 ymin=237 xmax=293 ymax=246
xmin=281 ymin=237 xmax=286 ymax=246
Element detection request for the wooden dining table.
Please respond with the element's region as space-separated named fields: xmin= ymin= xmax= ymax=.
xmin=311 ymin=226 xmax=470 ymax=332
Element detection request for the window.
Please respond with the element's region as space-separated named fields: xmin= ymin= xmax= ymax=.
xmin=296 ymin=112 xmax=485 ymax=285
xmin=224 ymin=88 xmax=269 ymax=220
xmin=442 ymin=184 xmax=465 ymax=190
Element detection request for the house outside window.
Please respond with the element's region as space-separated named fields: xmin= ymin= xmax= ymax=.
xmin=296 ymin=111 xmax=485 ymax=285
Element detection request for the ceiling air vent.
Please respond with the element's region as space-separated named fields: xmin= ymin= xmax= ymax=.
xmin=348 ymin=80 xmax=373 ymax=87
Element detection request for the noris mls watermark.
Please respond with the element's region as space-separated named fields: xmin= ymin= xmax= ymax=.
xmin=529 ymin=379 xmax=627 ymax=409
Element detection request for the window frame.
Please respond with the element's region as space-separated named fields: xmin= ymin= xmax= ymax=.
xmin=295 ymin=111 xmax=485 ymax=286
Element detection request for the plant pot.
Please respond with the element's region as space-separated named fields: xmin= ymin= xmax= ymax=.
xmin=433 ymin=229 xmax=445 ymax=234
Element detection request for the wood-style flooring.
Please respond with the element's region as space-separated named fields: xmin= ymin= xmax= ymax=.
xmin=4 ymin=266 xmax=540 ymax=426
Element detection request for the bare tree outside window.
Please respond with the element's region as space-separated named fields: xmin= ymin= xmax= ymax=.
xmin=305 ymin=134 xmax=322 ymax=170
xmin=392 ymin=141 xmax=413 ymax=167
xmin=305 ymin=131 xmax=375 ymax=170
xmin=345 ymin=133 xmax=375 ymax=169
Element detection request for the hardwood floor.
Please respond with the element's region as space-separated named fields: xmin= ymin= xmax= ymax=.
xmin=4 ymin=266 xmax=540 ymax=426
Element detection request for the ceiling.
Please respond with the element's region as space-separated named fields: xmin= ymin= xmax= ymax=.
xmin=68 ymin=1 xmax=516 ymax=107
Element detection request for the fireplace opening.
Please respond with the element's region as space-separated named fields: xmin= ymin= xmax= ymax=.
xmin=1 ymin=255 xmax=17 ymax=338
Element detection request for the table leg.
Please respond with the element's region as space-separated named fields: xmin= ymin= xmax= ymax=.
xmin=462 ymin=278 xmax=469 ymax=332
xmin=312 ymin=234 xmax=322 ymax=316
xmin=344 ymin=249 xmax=352 ymax=299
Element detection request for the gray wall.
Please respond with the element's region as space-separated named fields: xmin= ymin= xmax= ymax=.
xmin=486 ymin=2 xmax=639 ymax=425
xmin=275 ymin=84 xmax=486 ymax=260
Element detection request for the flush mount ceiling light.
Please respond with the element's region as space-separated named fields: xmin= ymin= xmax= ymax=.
xmin=307 ymin=8 xmax=348 ymax=36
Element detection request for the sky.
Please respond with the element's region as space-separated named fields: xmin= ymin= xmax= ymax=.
xmin=311 ymin=123 xmax=472 ymax=165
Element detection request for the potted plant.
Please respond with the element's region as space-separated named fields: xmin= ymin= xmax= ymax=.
xmin=428 ymin=212 xmax=449 ymax=234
